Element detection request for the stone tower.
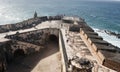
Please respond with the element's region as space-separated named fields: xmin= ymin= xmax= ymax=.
xmin=34 ymin=11 xmax=37 ymax=18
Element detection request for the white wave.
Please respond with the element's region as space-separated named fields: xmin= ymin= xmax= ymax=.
xmin=90 ymin=14 xmax=97 ymax=18
xmin=93 ymin=28 xmax=120 ymax=48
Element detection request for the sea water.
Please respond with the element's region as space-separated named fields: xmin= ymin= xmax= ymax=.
xmin=0 ymin=0 xmax=120 ymax=47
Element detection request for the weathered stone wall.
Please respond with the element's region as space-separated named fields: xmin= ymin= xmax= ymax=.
xmin=0 ymin=43 xmax=7 ymax=72
xmin=80 ymin=28 xmax=120 ymax=71
xmin=1 ymin=40 xmax=43 ymax=60
xmin=4 ymin=28 xmax=59 ymax=58
xmin=59 ymin=30 xmax=68 ymax=72
xmin=5 ymin=28 xmax=59 ymax=45
xmin=0 ymin=15 xmax=63 ymax=33
xmin=0 ymin=16 xmax=48 ymax=33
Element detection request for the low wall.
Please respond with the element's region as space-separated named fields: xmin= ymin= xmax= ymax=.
xmin=11 ymin=40 xmax=44 ymax=54
xmin=59 ymin=30 xmax=68 ymax=72
xmin=0 ymin=16 xmax=47 ymax=33
xmin=0 ymin=15 xmax=63 ymax=33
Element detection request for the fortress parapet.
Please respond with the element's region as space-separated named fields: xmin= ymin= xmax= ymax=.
xmin=80 ymin=27 xmax=120 ymax=71
xmin=0 ymin=15 xmax=120 ymax=72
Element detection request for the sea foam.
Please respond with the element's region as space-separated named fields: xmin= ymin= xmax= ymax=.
xmin=93 ymin=28 xmax=120 ymax=48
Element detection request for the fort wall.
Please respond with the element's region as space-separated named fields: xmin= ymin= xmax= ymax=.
xmin=0 ymin=16 xmax=120 ymax=72
xmin=59 ymin=30 xmax=68 ymax=72
xmin=0 ymin=15 xmax=63 ymax=33
xmin=80 ymin=28 xmax=120 ymax=71
xmin=0 ymin=28 xmax=60 ymax=72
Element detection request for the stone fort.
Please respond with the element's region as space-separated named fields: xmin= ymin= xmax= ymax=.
xmin=0 ymin=15 xmax=120 ymax=72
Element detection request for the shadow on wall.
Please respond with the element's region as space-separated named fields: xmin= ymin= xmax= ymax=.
xmin=49 ymin=34 xmax=58 ymax=43
xmin=7 ymin=34 xmax=60 ymax=72
xmin=14 ymin=49 xmax=25 ymax=58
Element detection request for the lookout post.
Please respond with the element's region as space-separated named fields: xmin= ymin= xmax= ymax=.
xmin=34 ymin=11 xmax=38 ymax=18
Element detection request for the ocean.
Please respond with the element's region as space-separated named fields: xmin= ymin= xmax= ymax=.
xmin=0 ymin=0 xmax=120 ymax=47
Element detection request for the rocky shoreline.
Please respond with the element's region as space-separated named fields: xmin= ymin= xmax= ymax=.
xmin=95 ymin=29 xmax=120 ymax=39
xmin=104 ymin=30 xmax=120 ymax=38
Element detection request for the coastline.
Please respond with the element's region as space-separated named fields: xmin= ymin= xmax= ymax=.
xmin=94 ymin=28 xmax=120 ymax=48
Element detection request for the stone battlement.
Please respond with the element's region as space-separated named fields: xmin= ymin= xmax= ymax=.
xmin=0 ymin=16 xmax=120 ymax=72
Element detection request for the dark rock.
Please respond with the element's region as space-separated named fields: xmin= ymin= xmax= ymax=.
xmin=104 ymin=30 xmax=120 ymax=39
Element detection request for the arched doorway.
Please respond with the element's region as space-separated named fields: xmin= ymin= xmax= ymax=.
xmin=49 ymin=34 xmax=58 ymax=43
xmin=14 ymin=49 xmax=25 ymax=58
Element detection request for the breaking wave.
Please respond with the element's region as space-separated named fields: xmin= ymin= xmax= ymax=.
xmin=93 ymin=28 xmax=120 ymax=48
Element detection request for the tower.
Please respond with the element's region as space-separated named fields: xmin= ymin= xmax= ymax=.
xmin=34 ymin=11 xmax=37 ymax=18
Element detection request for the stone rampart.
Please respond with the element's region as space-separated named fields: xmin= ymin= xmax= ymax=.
xmin=80 ymin=28 xmax=120 ymax=71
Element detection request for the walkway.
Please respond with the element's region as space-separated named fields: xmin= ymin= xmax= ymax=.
xmin=31 ymin=42 xmax=61 ymax=72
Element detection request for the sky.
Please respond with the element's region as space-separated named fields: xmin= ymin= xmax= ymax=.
xmin=0 ymin=0 xmax=120 ymax=1
xmin=78 ymin=0 xmax=120 ymax=1
xmin=0 ymin=0 xmax=120 ymax=4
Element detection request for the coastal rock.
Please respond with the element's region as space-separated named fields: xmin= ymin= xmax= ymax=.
xmin=104 ymin=30 xmax=120 ymax=38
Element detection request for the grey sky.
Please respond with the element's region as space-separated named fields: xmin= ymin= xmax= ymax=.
xmin=81 ymin=0 xmax=120 ymax=1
